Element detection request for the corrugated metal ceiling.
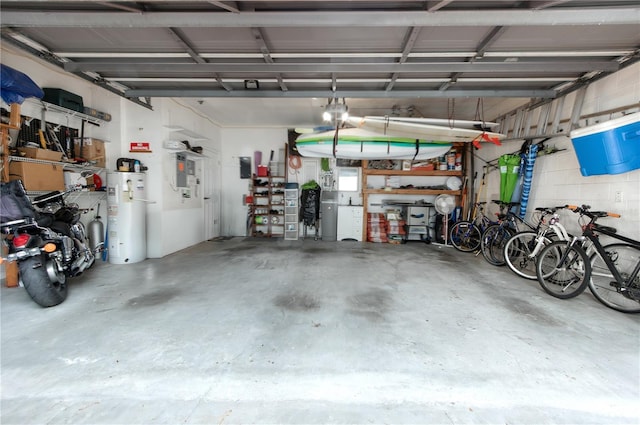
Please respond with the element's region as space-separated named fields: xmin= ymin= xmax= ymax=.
xmin=1 ymin=1 xmax=638 ymax=126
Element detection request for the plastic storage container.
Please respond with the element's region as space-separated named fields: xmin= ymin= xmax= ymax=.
xmin=570 ymin=113 xmax=640 ymax=176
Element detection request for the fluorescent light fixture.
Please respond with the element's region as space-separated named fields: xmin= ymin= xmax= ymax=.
xmin=484 ymin=50 xmax=634 ymax=57
xmin=8 ymin=33 xmax=49 ymax=52
xmin=54 ymin=52 xmax=191 ymax=58
xmin=323 ymin=99 xmax=349 ymax=123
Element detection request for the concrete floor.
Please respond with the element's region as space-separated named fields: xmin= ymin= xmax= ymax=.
xmin=1 ymin=237 xmax=639 ymax=424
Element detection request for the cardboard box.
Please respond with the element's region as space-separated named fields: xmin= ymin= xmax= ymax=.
xmin=73 ymin=138 xmax=106 ymax=168
xmin=17 ymin=147 xmax=63 ymax=162
xmin=74 ymin=138 xmax=105 ymax=160
xmin=9 ymin=162 xmax=65 ymax=191
xmin=64 ymin=171 xmax=87 ymax=190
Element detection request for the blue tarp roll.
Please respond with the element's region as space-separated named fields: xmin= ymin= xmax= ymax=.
xmin=519 ymin=144 xmax=539 ymax=219
xmin=0 ymin=64 xmax=44 ymax=104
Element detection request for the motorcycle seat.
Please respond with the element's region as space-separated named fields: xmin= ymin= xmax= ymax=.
xmin=35 ymin=213 xmax=54 ymax=228
xmin=50 ymin=221 xmax=72 ymax=237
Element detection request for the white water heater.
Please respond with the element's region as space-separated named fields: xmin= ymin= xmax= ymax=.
xmin=107 ymin=172 xmax=147 ymax=264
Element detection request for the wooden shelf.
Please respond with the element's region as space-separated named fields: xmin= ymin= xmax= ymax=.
xmin=364 ymin=188 xmax=462 ymax=195
xmin=0 ymin=123 xmax=20 ymax=131
xmin=360 ymin=158 xmax=468 ymax=241
xmin=363 ymin=169 xmax=462 ymax=176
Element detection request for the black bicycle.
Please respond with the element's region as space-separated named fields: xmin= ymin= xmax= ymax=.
xmin=535 ymin=205 xmax=640 ymax=313
xmin=480 ymin=201 xmax=536 ymax=266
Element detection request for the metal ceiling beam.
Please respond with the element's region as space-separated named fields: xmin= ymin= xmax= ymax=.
xmin=167 ymin=27 xmax=233 ymax=91
xmin=65 ymin=61 xmax=619 ymax=73
xmin=386 ymin=26 xmax=421 ymax=91
xmin=533 ymin=1 xmax=573 ymax=10
xmin=168 ymin=27 xmax=205 ymax=64
xmin=427 ymin=1 xmax=456 ymax=12
xmin=96 ymin=2 xmax=144 ymax=13
xmin=208 ymin=1 xmax=239 ymax=13
xmin=440 ymin=25 xmax=506 ymax=91
xmin=0 ymin=32 xmax=153 ymax=110
xmin=251 ymin=27 xmax=287 ymax=92
xmin=3 ymin=8 xmax=639 ymax=27
xmin=125 ymin=88 xmax=557 ymax=98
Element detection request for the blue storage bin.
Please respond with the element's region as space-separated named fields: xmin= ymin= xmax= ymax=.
xmin=570 ymin=113 xmax=640 ymax=176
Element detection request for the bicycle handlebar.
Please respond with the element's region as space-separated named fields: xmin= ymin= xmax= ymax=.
xmin=567 ymin=204 xmax=621 ymax=220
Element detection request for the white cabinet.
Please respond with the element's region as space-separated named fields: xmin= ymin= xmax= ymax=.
xmin=337 ymin=205 xmax=363 ymax=241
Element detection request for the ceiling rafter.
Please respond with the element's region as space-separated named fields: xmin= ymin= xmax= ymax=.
xmin=250 ymin=27 xmax=287 ymax=92
xmin=3 ymin=8 xmax=639 ymax=28
xmin=208 ymin=1 xmax=239 ymax=13
xmin=385 ymin=26 xmax=421 ymax=92
xmin=51 ymin=50 xmax=636 ymax=59
xmin=96 ymin=1 xmax=143 ymax=13
xmin=1 ymin=0 xmax=636 ymax=118
xmin=167 ymin=27 xmax=232 ymax=92
xmin=0 ymin=31 xmax=153 ymax=109
xmin=427 ymin=1 xmax=456 ymax=12
xmin=533 ymin=0 xmax=573 ymax=10
xmin=124 ymin=88 xmax=557 ymax=99
xmin=440 ymin=0 xmax=510 ymax=93
xmin=64 ymin=61 xmax=620 ymax=74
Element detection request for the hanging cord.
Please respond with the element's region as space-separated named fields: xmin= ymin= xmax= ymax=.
xmin=474 ymin=98 xmax=488 ymax=130
xmin=289 ymin=154 xmax=301 ymax=170
xmin=447 ymin=98 xmax=456 ymax=128
xmin=411 ymin=139 xmax=419 ymax=163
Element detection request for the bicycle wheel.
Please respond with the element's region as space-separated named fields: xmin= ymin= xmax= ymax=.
xmin=488 ymin=227 xmax=515 ymax=266
xmin=449 ymin=221 xmax=481 ymax=252
xmin=480 ymin=225 xmax=500 ymax=264
xmin=481 ymin=225 xmax=513 ymax=266
xmin=589 ymin=244 xmax=640 ymax=313
xmin=504 ymin=231 xmax=550 ymax=280
xmin=536 ymin=241 xmax=591 ymax=299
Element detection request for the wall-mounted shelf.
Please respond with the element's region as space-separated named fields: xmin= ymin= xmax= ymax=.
xmin=164 ymin=125 xmax=209 ymax=141
xmin=9 ymin=155 xmax=104 ymax=172
xmin=167 ymin=150 xmax=208 ymax=160
xmin=24 ymin=98 xmax=107 ymax=126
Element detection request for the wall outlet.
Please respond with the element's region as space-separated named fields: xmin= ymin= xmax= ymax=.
xmin=614 ymin=191 xmax=623 ymax=203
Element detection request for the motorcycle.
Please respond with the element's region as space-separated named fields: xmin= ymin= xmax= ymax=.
xmin=1 ymin=180 xmax=96 ymax=307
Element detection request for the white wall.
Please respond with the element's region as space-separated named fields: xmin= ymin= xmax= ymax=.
xmin=2 ymin=46 xmax=222 ymax=259
xmin=120 ymin=98 xmax=222 ymax=257
xmin=474 ymin=62 xmax=640 ymax=241
xmin=220 ymin=127 xmax=288 ymax=236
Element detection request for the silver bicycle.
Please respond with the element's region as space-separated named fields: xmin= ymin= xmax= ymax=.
xmin=503 ymin=206 xmax=572 ymax=280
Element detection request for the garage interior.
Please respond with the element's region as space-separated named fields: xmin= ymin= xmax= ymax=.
xmin=1 ymin=1 xmax=639 ymax=424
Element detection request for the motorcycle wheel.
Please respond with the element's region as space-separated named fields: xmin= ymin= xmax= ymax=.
xmin=19 ymin=255 xmax=68 ymax=307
